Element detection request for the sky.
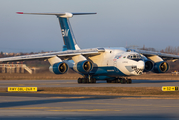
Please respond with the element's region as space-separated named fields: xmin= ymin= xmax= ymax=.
xmin=0 ymin=0 xmax=179 ymax=53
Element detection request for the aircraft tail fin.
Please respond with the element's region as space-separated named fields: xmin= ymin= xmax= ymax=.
xmin=17 ymin=12 xmax=96 ymax=51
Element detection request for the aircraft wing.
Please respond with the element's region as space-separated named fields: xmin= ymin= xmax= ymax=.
xmin=130 ymin=49 xmax=179 ymax=61
xmin=0 ymin=48 xmax=105 ymax=63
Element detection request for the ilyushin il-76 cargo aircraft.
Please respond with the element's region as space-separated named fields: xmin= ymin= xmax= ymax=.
xmin=1 ymin=12 xmax=179 ymax=84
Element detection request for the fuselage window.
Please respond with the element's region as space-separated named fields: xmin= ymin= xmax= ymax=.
xmin=127 ymin=54 xmax=141 ymax=60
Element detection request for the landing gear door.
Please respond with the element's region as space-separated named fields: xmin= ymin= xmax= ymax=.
xmin=113 ymin=60 xmax=117 ymax=67
xmin=113 ymin=55 xmax=122 ymax=72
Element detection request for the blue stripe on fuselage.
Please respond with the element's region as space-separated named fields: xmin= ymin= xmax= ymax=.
xmin=90 ymin=66 xmax=126 ymax=77
xmin=69 ymin=65 xmax=127 ymax=80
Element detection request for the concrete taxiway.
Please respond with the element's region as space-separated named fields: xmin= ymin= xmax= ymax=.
xmin=0 ymin=79 xmax=179 ymax=119
xmin=0 ymin=79 xmax=179 ymax=88
xmin=0 ymin=93 xmax=179 ymax=120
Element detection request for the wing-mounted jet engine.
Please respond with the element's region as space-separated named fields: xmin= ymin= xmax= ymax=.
xmin=73 ymin=60 xmax=93 ymax=74
xmin=140 ymin=54 xmax=154 ymax=72
xmin=147 ymin=55 xmax=169 ymax=73
xmin=48 ymin=56 xmax=68 ymax=74
xmin=49 ymin=62 xmax=68 ymax=74
xmin=72 ymin=55 xmax=95 ymax=83
xmin=152 ymin=61 xmax=169 ymax=73
xmin=144 ymin=60 xmax=154 ymax=72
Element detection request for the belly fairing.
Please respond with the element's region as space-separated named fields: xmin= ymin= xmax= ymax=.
xmin=90 ymin=66 xmax=127 ymax=77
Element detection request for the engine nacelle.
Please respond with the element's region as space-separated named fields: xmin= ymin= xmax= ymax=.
xmin=73 ymin=60 xmax=93 ymax=74
xmin=152 ymin=61 xmax=169 ymax=73
xmin=144 ymin=60 xmax=154 ymax=72
xmin=49 ymin=62 xmax=68 ymax=74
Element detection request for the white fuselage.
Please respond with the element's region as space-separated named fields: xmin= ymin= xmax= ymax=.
xmin=88 ymin=47 xmax=145 ymax=76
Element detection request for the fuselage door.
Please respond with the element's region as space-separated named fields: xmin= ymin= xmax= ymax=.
xmin=113 ymin=55 xmax=122 ymax=67
xmin=113 ymin=60 xmax=117 ymax=67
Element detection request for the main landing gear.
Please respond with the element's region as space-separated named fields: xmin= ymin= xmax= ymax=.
xmin=107 ymin=78 xmax=132 ymax=84
xmin=77 ymin=75 xmax=132 ymax=84
xmin=78 ymin=78 xmax=96 ymax=83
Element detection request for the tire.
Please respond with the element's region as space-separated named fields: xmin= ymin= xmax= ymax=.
xmin=111 ymin=80 xmax=115 ymax=83
xmin=92 ymin=78 xmax=96 ymax=83
xmin=84 ymin=78 xmax=88 ymax=83
xmin=78 ymin=78 xmax=82 ymax=83
xmin=89 ymin=78 xmax=92 ymax=83
xmin=128 ymin=79 xmax=132 ymax=84
xmin=93 ymin=78 xmax=96 ymax=83
xmin=107 ymin=80 xmax=110 ymax=83
xmin=121 ymin=78 xmax=126 ymax=84
xmin=82 ymin=78 xmax=85 ymax=83
xmin=118 ymin=79 xmax=121 ymax=83
xmin=89 ymin=78 xmax=94 ymax=83
xmin=126 ymin=79 xmax=130 ymax=84
xmin=126 ymin=79 xmax=132 ymax=84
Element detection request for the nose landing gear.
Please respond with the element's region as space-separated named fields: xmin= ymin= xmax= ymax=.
xmin=77 ymin=75 xmax=132 ymax=84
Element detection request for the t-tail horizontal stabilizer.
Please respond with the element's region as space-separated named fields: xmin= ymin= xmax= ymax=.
xmin=17 ymin=12 xmax=96 ymax=50
xmin=16 ymin=12 xmax=96 ymax=18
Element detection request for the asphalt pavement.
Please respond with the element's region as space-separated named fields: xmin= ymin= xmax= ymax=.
xmin=0 ymin=79 xmax=179 ymax=88
xmin=0 ymin=79 xmax=179 ymax=120
xmin=0 ymin=92 xmax=179 ymax=120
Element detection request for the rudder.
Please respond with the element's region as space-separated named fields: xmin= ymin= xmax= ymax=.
xmin=58 ymin=17 xmax=79 ymax=50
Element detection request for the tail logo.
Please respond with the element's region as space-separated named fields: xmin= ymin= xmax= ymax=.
xmin=62 ymin=29 xmax=69 ymax=37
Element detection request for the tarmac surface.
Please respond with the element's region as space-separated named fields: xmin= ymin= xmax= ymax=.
xmin=0 ymin=79 xmax=179 ymax=87
xmin=0 ymin=93 xmax=179 ymax=120
xmin=0 ymin=79 xmax=179 ymax=120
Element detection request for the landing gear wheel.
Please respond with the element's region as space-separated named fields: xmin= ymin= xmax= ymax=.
xmin=81 ymin=78 xmax=86 ymax=83
xmin=85 ymin=78 xmax=89 ymax=83
xmin=92 ymin=78 xmax=96 ymax=83
xmin=129 ymin=79 xmax=132 ymax=84
xmin=111 ymin=80 xmax=116 ymax=83
xmin=107 ymin=80 xmax=111 ymax=83
xmin=115 ymin=79 xmax=118 ymax=83
xmin=127 ymin=79 xmax=132 ymax=84
xmin=121 ymin=78 xmax=126 ymax=84
xmin=78 ymin=78 xmax=82 ymax=83
xmin=117 ymin=78 xmax=121 ymax=83
xmin=94 ymin=78 xmax=96 ymax=83
xmin=78 ymin=77 xmax=96 ymax=84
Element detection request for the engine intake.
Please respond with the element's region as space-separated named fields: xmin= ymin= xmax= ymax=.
xmin=144 ymin=60 xmax=154 ymax=72
xmin=152 ymin=61 xmax=169 ymax=73
xmin=49 ymin=62 xmax=68 ymax=74
xmin=73 ymin=60 xmax=93 ymax=74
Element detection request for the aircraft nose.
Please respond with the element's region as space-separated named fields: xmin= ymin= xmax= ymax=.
xmin=137 ymin=60 xmax=145 ymax=70
xmin=136 ymin=60 xmax=145 ymax=75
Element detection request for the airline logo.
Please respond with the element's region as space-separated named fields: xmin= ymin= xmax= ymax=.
xmin=113 ymin=55 xmax=122 ymax=61
xmin=62 ymin=29 xmax=69 ymax=37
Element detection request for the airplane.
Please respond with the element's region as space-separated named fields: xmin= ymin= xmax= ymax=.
xmin=0 ymin=12 xmax=179 ymax=84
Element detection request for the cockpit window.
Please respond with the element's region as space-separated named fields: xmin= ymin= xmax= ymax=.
xmin=127 ymin=54 xmax=141 ymax=59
